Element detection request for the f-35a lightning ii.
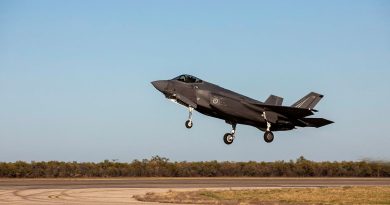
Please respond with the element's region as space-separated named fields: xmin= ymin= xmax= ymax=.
xmin=152 ymin=74 xmax=333 ymax=144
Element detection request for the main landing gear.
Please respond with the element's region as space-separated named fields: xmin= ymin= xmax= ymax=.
xmin=185 ymin=107 xmax=194 ymax=129
xmin=223 ymin=123 xmax=236 ymax=145
xmin=184 ymin=107 xmax=275 ymax=144
xmin=263 ymin=121 xmax=274 ymax=143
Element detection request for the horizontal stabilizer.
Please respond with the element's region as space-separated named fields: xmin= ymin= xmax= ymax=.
xmin=292 ymin=92 xmax=323 ymax=109
xmin=300 ymin=118 xmax=334 ymax=128
xmin=265 ymin=95 xmax=283 ymax=106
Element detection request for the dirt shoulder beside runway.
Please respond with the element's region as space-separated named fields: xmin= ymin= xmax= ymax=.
xmin=135 ymin=186 xmax=390 ymax=204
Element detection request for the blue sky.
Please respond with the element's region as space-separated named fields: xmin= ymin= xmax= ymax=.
xmin=1 ymin=0 xmax=389 ymax=162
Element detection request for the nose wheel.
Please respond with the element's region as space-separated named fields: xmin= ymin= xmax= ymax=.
xmin=223 ymin=123 xmax=236 ymax=145
xmin=185 ymin=120 xmax=193 ymax=129
xmin=185 ymin=107 xmax=194 ymax=129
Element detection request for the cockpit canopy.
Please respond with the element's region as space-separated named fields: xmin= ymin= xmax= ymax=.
xmin=173 ymin=74 xmax=203 ymax=83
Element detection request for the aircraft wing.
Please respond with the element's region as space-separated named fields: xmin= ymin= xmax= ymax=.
xmin=242 ymin=101 xmax=314 ymax=119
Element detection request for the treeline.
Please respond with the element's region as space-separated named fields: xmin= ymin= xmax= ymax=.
xmin=0 ymin=156 xmax=389 ymax=178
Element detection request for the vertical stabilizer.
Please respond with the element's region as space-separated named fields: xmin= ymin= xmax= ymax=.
xmin=291 ymin=92 xmax=323 ymax=109
xmin=264 ymin=95 xmax=283 ymax=106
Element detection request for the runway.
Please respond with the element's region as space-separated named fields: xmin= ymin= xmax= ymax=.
xmin=0 ymin=178 xmax=389 ymax=204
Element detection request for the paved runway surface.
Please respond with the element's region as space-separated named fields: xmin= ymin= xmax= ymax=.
xmin=1 ymin=178 xmax=389 ymax=204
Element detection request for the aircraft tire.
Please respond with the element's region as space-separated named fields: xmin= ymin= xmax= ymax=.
xmin=223 ymin=133 xmax=234 ymax=145
xmin=264 ymin=131 xmax=274 ymax=143
xmin=185 ymin=120 xmax=193 ymax=129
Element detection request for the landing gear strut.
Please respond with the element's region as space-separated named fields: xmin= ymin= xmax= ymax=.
xmin=263 ymin=121 xmax=274 ymax=143
xmin=185 ymin=107 xmax=194 ymax=129
xmin=223 ymin=123 xmax=236 ymax=145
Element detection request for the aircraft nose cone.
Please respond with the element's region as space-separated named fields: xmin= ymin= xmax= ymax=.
xmin=151 ymin=80 xmax=168 ymax=93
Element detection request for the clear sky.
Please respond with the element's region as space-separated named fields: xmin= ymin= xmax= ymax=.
xmin=1 ymin=0 xmax=389 ymax=162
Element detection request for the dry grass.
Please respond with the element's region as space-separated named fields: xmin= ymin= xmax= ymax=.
xmin=134 ymin=186 xmax=390 ymax=204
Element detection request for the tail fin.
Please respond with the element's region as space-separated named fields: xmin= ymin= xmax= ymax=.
xmin=292 ymin=92 xmax=323 ymax=109
xmin=300 ymin=118 xmax=333 ymax=128
xmin=264 ymin=95 xmax=283 ymax=106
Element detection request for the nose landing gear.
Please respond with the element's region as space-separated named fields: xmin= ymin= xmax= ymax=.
xmin=185 ymin=107 xmax=194 ymax=129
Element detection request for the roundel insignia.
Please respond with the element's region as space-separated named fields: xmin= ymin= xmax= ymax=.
xmin=212 ymin=98 xmax=219 ymax=104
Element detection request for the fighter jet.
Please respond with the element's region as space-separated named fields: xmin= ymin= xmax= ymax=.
xmin=151 ymin=74 xmax=333 ymax=144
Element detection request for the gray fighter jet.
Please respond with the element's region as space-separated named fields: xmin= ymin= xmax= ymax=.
xmin=152 ymin=74 xmax=333 ymax=144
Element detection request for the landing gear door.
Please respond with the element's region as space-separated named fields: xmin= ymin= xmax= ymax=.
xmin=263 ymin=111 xmax=279 ymax=124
